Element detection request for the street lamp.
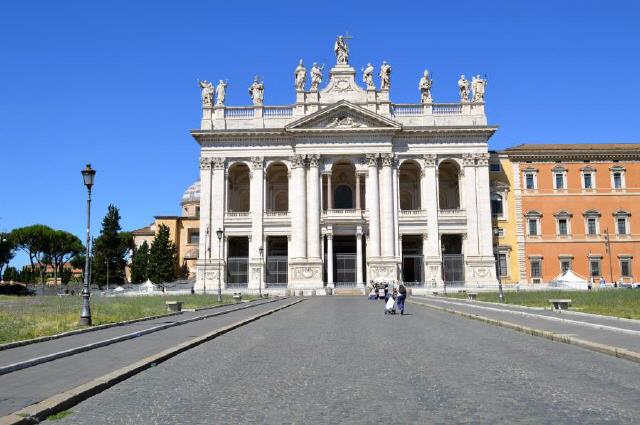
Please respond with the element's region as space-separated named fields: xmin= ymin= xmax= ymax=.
xmin=216 ymin=228 xmax=223 ymax=303
xmin=258 ymin=245 xmax=264 ymax=298
xmin=80 ymin=164 xmax=95 ymax=326
xmin=493 ymin=226 xmax=504 ymax=302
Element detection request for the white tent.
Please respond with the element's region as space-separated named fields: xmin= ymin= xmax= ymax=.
xmin=140 ymin=279 xmax=158 ymax=293
xmin=551 ymin=269 xmax=588 ymax=290
xmin=113 ymin=286 xmax=125 ymax=293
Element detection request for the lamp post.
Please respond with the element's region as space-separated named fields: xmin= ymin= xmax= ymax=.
xmin=80 ymin=164 xmax=95 ymax=326
xmin=493 ymin=226 xmax=504 ymax=302
xmin=216 ymin=228 xmax=223 ymax=303
xmin=258 ymin=245 xmax=264 ymax=298
xmin=105 ymin=258 xmax=110 ymax=291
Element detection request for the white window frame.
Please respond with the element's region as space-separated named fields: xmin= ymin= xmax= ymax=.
xmin=559 ymin=256 xmax=573 ymax=274
xmin=589 ymin=256 xmax=602 ymax=278
xmin=552 ymin=166 xmax=567 ymax=190
xmin=580 ymin=166 xmax=596 ymax=190
xmin=614 ymin=211 xmax=631 ymax=236
xmin=525 ymin=212 xmax=542 ymax=237
xmin=523 ymin=168 xmax=538 ymax=190
xmin=610 ymin=166 xmax=626 ymax=190
xmin=529 ymin=257 xmax=543 ymax=280
xmin=619 ymin=256 xmax=632 ymax=278
xmin=583 ymin=210 xmax=601 ymax=236
xmin=554 ymin=211 xmax=572 ymax=237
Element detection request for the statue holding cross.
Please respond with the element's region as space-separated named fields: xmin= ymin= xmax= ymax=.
xmin=334 ymin=34 xmax=351 ymax=65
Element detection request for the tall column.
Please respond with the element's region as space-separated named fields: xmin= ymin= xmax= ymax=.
xmin=422 ymin=154 xmax=440 ymax=256
xmin=327 ymin=233 xmax=334 ymax=287
xmin=290 ymin=154 xmax=307 ymax=259
xmin=356 ymin=229 xmax=363 ymax=286
xmin=327 ymin=172 xmax=333 ymax=210
xmin=211 ymin=158 xmax=226 ymax=260
xmin=366 ymin=154 xmax=380 ymax=257
xmin=306 ymin=154 xmax=321 ymax=260
xmin=392 ymin=159 xmax=400 ymax=258
xmin=380 ymin=153 xmax=395 ymax=258
xmin=462 ymin=154 xmax=479 ymax=257
xmin=355 ymin=173 xmax=361 ymax=210
xmin=197 ymin=157 xmax=212 ymax=291
xmin=249 ymin=157 xmax=264 ymax=289
xmin=475 ymin=153 xmax=495 ymax=258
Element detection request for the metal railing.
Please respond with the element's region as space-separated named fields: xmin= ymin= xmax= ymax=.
xmin=266 ymin=256 xmax=288 ymax=286
xmin=226 ymin=257 xmax=248 ymax=288
xmin=225 ymin=107 xmax=255 ymax=118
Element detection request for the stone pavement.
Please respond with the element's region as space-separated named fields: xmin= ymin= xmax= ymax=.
xmin=52 ymin=297 xmax=640 ymax=424
xmin=411 ymin=295 xmax=640 ymax=353
xmin=0 ymin=298 xmax=292 ymax=417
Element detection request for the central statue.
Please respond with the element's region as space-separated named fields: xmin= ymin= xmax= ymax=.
xmin=334 ymin=35 xmax=349 ymax=65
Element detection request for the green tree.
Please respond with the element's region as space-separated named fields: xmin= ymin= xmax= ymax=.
xmin=130 ymin=241 xmax=150 ymax=284
xmin=92 ymin=205 xmax=132 ymax=287
xmin=0 ymin=231 xmax=17 ymax=280
xmin=2 ymin=266 xmax=18 ymax=282
xmin=148 ymin=224 xmax=177 ymax=287
xmin=10 ymin=225 xmax=55 ymax=283
xmin=44 ymin=230 xmax=83 ymax=285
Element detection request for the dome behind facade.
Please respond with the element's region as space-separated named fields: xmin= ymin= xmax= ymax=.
xmin=181 ymin=180 xmax=201 ymax=205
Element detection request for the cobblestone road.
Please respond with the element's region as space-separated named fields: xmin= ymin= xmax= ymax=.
xmin=53 ymin=297 xmax=640 ymax=424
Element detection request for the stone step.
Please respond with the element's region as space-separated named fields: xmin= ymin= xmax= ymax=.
xmin=333 ymin=288 xmax=365 ymax=296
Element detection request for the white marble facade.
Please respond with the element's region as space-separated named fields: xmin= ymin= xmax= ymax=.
xmin=193 ymin=40 xmax=498 ymax=294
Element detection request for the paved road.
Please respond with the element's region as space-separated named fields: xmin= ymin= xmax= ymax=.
xmin=0 ymin=298 xmax=292 ymax=417
xmin=411 ymin=295 xmax=640 ymax=352
xmin=52 ymin=297 xmax=640 ymax=424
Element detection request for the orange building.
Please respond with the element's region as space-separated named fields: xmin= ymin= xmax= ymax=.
xmin=505 ymin=144 xmax=640 ymax=285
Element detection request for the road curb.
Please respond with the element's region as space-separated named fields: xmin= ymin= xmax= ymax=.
xmin=0 ymin=298 xmax=304 ymax=425
xmin=0 ymin=298 xmax=265 ymax=352
xmin=408 ymin=300 xmax=640 ymax=364
xmin=0 ymin=298 xmax=282 ymax=375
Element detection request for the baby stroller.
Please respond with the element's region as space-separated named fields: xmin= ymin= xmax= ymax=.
xmin=384 ymin=296 xmax=396 ymax=315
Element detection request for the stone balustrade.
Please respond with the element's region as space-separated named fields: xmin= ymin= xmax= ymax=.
xmin=264 ymin=106 xmax=294 ymax=118
xmin=224 ymin=107 xmax=255 ymax=118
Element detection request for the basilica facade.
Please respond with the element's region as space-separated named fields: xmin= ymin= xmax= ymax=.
xmin=192 ymin=39 xmax=498 ymax=293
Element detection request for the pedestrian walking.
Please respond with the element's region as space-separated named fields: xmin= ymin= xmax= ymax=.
xmin=396 ymin=282 xmax=407 ymax=315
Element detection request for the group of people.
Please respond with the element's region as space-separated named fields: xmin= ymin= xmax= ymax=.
xmin=367 ymin=281 xmax=407 ymax=315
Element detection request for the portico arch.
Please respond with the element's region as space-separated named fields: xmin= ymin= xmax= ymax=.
xmin=330 ymin=161 xmax=356 ymax=209
xmin=227 ymin=163 xmax=251 ymax=212
xmin=399 ymin=160 xmax=422 ymax=210
xmin=438 ymin=160 xmax=461 ymax=210
xmin=266 ymin=162 xmax=289 ymax=212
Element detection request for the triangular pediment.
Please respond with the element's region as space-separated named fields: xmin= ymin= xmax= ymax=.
xmin=285 ymin=100 xmax=401 ymax=131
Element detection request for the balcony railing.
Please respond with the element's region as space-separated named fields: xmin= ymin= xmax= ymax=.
xmin=264 ymin=106 xmax=294 ymax=118
xmin=225 ymin=107 xmax=255 ymax=118
xmin=392 ymin=104 xmax=423 ymax=116
xmin=439 ymin=208 xmax=465 ymax=215
xmin=265 ymin=210 xmax=290 ymax=217
xmin=225 ymin=211 xmax=250 ymax=218
xmin=432 ymin=104 xmax=462 ymax=114
xmin=400 ymin=209 xmax=425 ymax=216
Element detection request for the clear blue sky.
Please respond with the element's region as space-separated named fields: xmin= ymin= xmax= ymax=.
xmin=2 ymin=1 xmax=639 ymax=267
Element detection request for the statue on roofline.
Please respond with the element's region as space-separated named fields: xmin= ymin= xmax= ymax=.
xmin=310 ymin=62 xmax=324 ymax=91
xmin=379 ymin=61 xmax=391 ymax=90
xmin=362 ymin=63 xmax=375 ymax=89
xmin=294 ymin=59 xmax=306 ymax=91
xmin=334 ymin=35 xmax=349 ymax=65
xmin=458 ymin=74 xmax=470 ymax=102
xmin=248 ymin=76 xmax=264 ymax=105
xmin=215 ymin=80 xmax=227 ymax=106
xmin=472 ymin=74 xmax=487 ymax=102
xmin=419 ymin=70 xmax=432 ymax=103
xmin=198 ymin=80 xmax=214 ymax=107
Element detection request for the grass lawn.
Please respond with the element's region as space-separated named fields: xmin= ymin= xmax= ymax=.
xmin=0 ymin=294 xmax=250 ymax=344
xmin=449 ymin=290 xmax=640 ymax=320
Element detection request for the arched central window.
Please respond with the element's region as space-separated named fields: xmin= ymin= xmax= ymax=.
xmin=334 ymin=185 xmax=353 ymax=209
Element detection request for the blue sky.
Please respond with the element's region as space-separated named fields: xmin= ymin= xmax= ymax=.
xmin=1 ymin=1 xmax=639 ymax=267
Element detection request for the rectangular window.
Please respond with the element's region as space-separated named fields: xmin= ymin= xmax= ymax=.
xmin=555 ymin=173 xmax=564 ymax=189
xmin=525 ymin=174 xmax=535 ymax=189
xmin=558 ymin=219 xmax=568 ymax=235
xmin=560 ymin=260 xmax=571 ymax=274
xmin=587 ymin=218 xmax=597 ymax=235
xmin=497 ymin=253 xmax=508 ymax=277
xmin=590 ymin=260 xmax=601 ymax=277
xmin=617 ymin=218 xmax=627 ymax=235
xmin=530 ymin=260 xmax=541 ymax=278
xmin=188 ymin=230 xmax=200 ymax=244
xmin=583 ymin=173 xmax=592 ymax=189
xmin=490 ymin=163 xmax=501 ymax=172
xmin=497 ymin=228 xmax=505 ymax=237
xmin=528 ymin=219 xmax=538 ymax=236
xmin=613 ymin=172 xmax=622 ymax=189
xmin=620 ymin=259 xmax=631 ymax=277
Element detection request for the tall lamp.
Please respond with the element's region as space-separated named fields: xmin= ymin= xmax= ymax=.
xmin=258 ymin=245 xmax=264 ymax=298
xmin=79 ymin=164 xmax=96 ymax=325
xmin=216 ymin=228 xmax=223 ymax=303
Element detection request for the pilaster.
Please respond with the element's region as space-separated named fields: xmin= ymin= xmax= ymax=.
xmin=248 ymin=156 xmax=264 ymax=289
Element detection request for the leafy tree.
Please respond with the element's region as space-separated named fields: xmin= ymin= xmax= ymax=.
xmin=0 ymin=232 xmax=17 ymax=280
xmin=2 ymin=266 xmax=18 ymax=282
xmin=92 ymin=205 xmax=132 ymax=287
xmin=10 ymin=225 xmax=54 ymax=283
xmin=148 ymin=224 xmax=177 ymax=287
xmin=43 ymin=230 xmax=83 ymax=285
xmin=130 ymin=241 xmax=150 ymax=284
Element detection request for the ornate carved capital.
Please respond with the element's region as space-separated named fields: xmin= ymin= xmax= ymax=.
xmin=365 ymin=153 xmax=379 ymax=167
xmin=199 ymin=157 xmax=212 ymax=170
xmin=423 ymin=154 xmax=437 ymax=167
xmin=380 ymin=153 xmax=394 ymax=167
xmin=212 ymin=157 xmax=225 ymax=170
xmin=307 ymin=154 xmax=320 ymax=168
xmin=289 ymin=154 xmax=306 ymax=169
xmin=326 ymin=232 xmax=333 ymax=240
xmin=475 ymin=153 xmax=490 ymax=166
xmin=251 ymin=156 xmax=264 ymax=170
xmin=462 ymin=153 xmax=476 ymax=167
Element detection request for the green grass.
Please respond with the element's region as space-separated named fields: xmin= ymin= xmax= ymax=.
xmin=449 ymin=290 xmax=640 ymax=319
xmin=47 ymin=410 xmax=73 ymax=420
xmin=0 ymin=294 xmax=249 ymax=344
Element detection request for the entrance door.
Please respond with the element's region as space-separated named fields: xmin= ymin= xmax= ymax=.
xmin=442 ymin=254 xmax=464 ymax=286
xmin=402 ymin=255 xmax=424 ymax=285
xmin=335 ymin=253 xmax=356 ymax=287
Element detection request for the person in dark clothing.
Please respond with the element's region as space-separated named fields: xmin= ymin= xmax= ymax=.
xmin=396 ymin=283 xmax=407 ymax=315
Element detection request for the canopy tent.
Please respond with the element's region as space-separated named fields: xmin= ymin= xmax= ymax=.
xmin=140 ymin=279 xmax=158 ymax=293
xmin=551 ymin=269 xmax=588 ymax=290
